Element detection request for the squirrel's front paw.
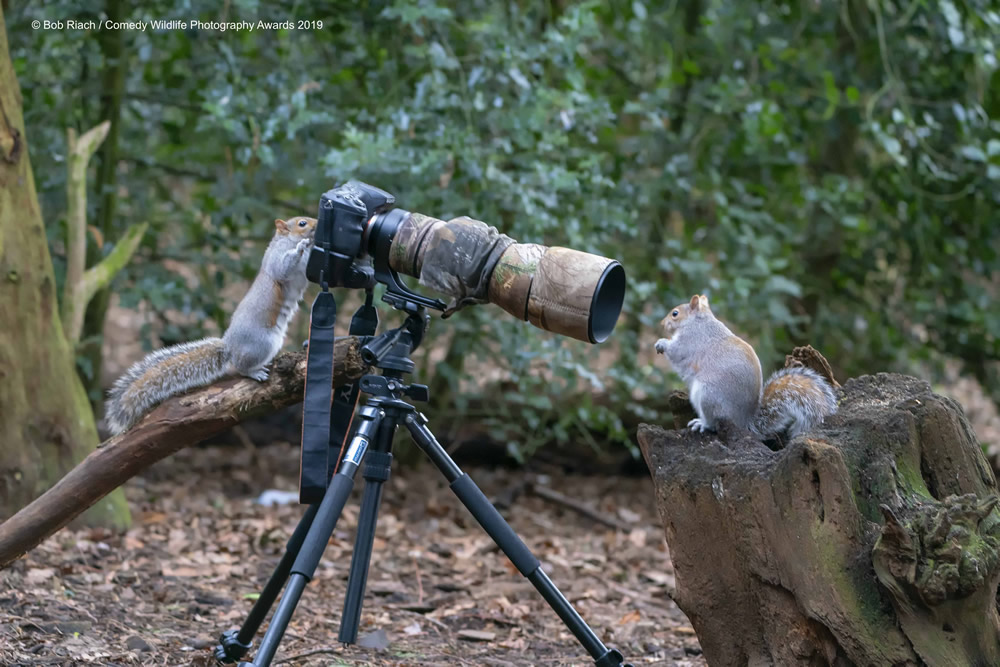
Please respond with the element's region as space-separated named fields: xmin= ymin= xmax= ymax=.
xmin=687 ymin=418 xmax=712 ymax=433
xmin=295 ymin=238 xmax=311 ymax=255
xmin=654 ymin=338 xmax=669 ymax=355
xmin=249 ymin=367 xmax=270 ymax=382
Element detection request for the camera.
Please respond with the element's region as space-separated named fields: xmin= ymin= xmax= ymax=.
xmin=305 ymin=181 xmax=392 ymax=290
xmin=306 ymin=181 xmax=626 ymax=343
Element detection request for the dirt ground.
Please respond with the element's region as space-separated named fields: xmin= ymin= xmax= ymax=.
xmin=0 ymin=441 xmax=703 ymax=666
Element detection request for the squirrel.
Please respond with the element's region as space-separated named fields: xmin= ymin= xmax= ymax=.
xmin=654 ymin=294 xmax=837 ymax=440
xmin=105 ymin=216 xmax=318 ymax=435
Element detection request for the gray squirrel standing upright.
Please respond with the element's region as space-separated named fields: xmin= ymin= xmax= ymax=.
xmin=105 ymin=216 xmax=318 ymax=435
xmin=654 ymin=294 xmax=836 ymax=439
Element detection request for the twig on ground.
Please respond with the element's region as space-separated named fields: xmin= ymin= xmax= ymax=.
xmin=607 ymin=579 xmax=677 ymax=609
xmin=526 ymin=483 xmax=631 ymax=533
xmin=274 ymin=646 xmax=344 ymax=664
xmin=397 ymin=607 xmax=450 ymax=632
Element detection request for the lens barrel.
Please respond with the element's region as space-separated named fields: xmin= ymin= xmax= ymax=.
xmin=382 ymin=212 xmax=625 ymax=344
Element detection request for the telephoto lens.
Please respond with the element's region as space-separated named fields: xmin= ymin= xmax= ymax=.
xmin=373 ymin=212 xmax=626 ymax=344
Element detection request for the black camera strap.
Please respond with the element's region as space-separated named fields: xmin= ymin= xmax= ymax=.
xmin=327 ymin=291 xmax=377 ymax=479
xmin=299 ymin=289 xmax=379 ymax=504
xmin=299 ymin=290 xmax=337 ymax=504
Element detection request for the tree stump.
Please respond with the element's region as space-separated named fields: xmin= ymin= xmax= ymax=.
xmin=638 ymin=372 xmax=1000 ymax=666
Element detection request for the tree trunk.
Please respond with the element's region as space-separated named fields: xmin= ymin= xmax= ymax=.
xmin=0 ymin=7 xmax=130 ymax=528
xmin=638 ymin=371 xmax=1000 ymax=666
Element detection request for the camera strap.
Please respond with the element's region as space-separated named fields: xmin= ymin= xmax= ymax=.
xmin=299 ymin=289 xmax=379 ymax=504
xmin=327 ymin=291 xmax=377 ymax=479
xmin=299 ymin=290 xmax=337 ymax=504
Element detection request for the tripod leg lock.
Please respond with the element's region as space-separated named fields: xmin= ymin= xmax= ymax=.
xmin=363 ymin=450 xmax=393 ymax=482
xmin=214 ymin=629 xmax=252 ymax=663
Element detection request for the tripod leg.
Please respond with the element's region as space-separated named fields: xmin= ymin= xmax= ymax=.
xmin=338 ymin=415 xmax=396 ymax=644
xmin=243 ymin=406 xmax=383 ymax=667
xmin=403 ymin=412 xmax=632 ymax=667
xmin=215 ymin=504 xmax=319 ymax=663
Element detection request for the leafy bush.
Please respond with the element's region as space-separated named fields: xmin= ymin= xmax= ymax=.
xmin=9 ymin=0 xmax=999 ymax=458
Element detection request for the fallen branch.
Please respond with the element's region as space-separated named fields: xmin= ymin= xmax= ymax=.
xmin=0 ymin=338 xmax=366 ymax=569
xmin=527 ymin=482 xmax=631 ymax=532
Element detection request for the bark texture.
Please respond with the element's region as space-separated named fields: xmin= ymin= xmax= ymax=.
xmin=0 ymin=340 xmax=367 ymax=569
xmin=638 ymin=370 xmax=1000 ymax=667
xmin=0 ymin=8 xmax=129 ymax=528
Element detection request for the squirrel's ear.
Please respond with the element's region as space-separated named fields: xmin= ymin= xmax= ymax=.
xmin=698 ymin=294 xmax=710 ymax=309
xmin=275 ymin=219 xmax=290 ymax=233
xmin=689 ymin=295 xmax=700 ymax=310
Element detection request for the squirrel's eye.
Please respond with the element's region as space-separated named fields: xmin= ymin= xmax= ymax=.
xmin=298 ymin=219 xmax=308 ymax=228
xmin=672 ymin=310 xmax=679 ymax=317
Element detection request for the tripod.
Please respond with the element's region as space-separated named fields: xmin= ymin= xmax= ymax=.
xmin=214 ymin=305 xmax=633 ymax=667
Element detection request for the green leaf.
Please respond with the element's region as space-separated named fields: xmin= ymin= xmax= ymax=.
xmin=765 ymin=275 xmax=802 ymax=298
xmin=959 ymin=145 xmax=986 ymax=162
xmin=822 ymin=71 xmax=840 ymax=120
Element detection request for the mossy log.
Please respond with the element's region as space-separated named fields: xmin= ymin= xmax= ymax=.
xmin=638 ymin=369 xmax=1000 ymax=666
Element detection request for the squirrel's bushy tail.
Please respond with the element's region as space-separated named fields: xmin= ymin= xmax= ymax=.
xmin=105 ymin=338 xmax=228 ymax=435
xmin=752 ymin=366 xmax=837 ymax=440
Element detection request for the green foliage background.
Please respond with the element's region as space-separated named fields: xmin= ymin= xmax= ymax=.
xmin=8 ymin=0 xmax=1000 ymax=459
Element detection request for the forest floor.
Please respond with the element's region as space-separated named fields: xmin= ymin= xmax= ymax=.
xmin=6 ymin=301 xmax=997 ymax=667
xmin=0 ymin=441 xmax=701 ymax=666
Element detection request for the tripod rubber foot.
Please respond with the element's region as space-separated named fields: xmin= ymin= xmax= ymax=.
xmin=214 ymin=629 xmax=252 ymax=663
xmin=594 ymin=648 xmax=631 ymax=667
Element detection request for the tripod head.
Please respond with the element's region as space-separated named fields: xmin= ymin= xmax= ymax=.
xmin=358 ymin=302 xmax=430 ymax=403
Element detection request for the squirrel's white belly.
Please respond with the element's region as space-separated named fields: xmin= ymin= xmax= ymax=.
xmin=689 ymin=379 xmax=706 ymax=418
xmin=270 ymin=281 xmax=309 ymax=345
